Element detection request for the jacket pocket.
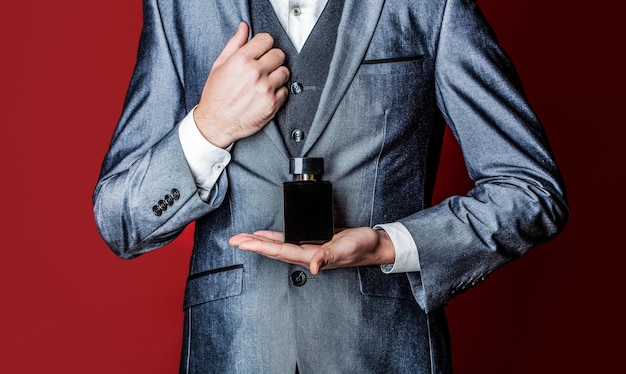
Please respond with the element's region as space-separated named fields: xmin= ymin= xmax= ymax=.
xmin=357 ymin=266 xmax=415 ymax=300
xmin=183 ymin=265 xmax=244 ymax=309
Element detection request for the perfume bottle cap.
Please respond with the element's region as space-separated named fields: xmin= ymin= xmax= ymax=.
xmin=289 ymin=157 xmax=324 ymax=175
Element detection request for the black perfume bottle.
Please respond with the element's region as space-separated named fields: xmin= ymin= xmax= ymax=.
xmin=283 ymin=157 xmax=334 ymax=244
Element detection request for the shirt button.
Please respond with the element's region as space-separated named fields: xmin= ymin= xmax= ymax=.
xmin=213 ymin=163 xmax=225 ymax=171
xmin=290 ymin=271 xmax=307 ymax=286
xmin=290 ymin=81 xmax=304 ymax=95
xmin=291 ymin=6 xmax=302 ymax=16
xmin=291 ymin=129 xmax=305 ymax=143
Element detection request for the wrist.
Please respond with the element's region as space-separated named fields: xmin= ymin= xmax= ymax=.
xmin=375 ymin=228 xmax=396 ymax=265
xmin=193 ymin=107 xmax=233 ymax=149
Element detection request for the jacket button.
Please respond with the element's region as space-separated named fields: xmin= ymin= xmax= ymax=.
xmin=171 ymin=188 xmax=180 ymax=200
xmin=290 ymin=271 xmax=307 ymax=286
xmin=158 ymin=199 xmax=168 ymax=210
xmin=152 ymin=205 xmax=163 ymax=216
xmin=165 ymin=194 xmax=174 ymax=206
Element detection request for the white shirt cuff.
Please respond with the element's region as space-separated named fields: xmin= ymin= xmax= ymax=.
xmin=375 ymin=222 xmax=421 ymax=273
xmin=178 ymin=107 xmax=231 ymax=201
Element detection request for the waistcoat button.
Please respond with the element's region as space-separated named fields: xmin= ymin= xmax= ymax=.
xmin=291 ymin=129 xmax=305 ymax=143
xmin=290 ymin=81 xmax=304 ymax=94
xmin=290 ymin=270 xmax=307 ymax=286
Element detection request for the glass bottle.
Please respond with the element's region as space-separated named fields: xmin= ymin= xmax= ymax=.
xmin=283 ymin=157 xmax=334 ymax=244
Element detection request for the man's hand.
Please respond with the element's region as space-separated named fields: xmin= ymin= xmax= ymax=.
xmin=194 ymin=22 xmax=290 ymax=148
xmin=229 ymin=227 xmax=396 ymax=274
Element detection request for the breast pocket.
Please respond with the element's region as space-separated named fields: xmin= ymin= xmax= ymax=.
xmin=359 ymin=55 xmax=425 ymax=75
xmin=346 ymin=54 xmax=430 ymax=117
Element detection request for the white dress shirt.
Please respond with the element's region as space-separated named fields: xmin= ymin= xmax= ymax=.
xmin=178 ymin=0 xmax=420 ymax=273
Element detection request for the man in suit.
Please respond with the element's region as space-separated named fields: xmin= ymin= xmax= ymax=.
xmin=93 ymin=0 xmax=568 ymax=372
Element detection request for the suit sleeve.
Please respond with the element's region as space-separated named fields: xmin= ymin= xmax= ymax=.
xmin=92 ymin=0 xmax=228 ymax=259
xmin=402 ymin=0 xmax=569 ymax=312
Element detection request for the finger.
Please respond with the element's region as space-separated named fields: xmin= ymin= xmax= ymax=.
xmin=237 ymin=237 xmax=287 ymax=257
xmin=251 ymin=230 xmax=285 ymax=242
xmin=267 ymin=66 xmax=290 ymax=89
xmin=257 ymin=48 xmax=286 ymax=74
xmin=229 ymin=233 xmax=257 ymax=247
xmin=232 ymin=233 xmax=317 ymax=267
xmin=238 ymin=32 xmax=276 ymax=60
xmin=274 ymin=85 xmax=289 ymax=110
xmin=309 ymin=248 xmax=330 ymax=275
xmin=239 ymin=239 xmax=313 ymax=267
xmin=213 ymin=22 xmax=249 ymax=68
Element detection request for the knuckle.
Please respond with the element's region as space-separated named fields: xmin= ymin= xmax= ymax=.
xmin=256 ymin=32 xmax=274 ymax=45
xmin=252 ymin=82 xmax=272 ymax=99
xmin=244 ymin=67 xmax=263 ymax=83
xmin=278 ymin=67 xmax=290 ymax=81
xmin=230 ymin=52 xmax=246 ymax=65
xmin=226 ymin=54 xmax=249 ymax=72
xmin=270 ymin=48 xmax=286 ymax=62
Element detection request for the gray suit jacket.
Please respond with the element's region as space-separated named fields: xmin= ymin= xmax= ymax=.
xmin=94 ymin=0 xmax=568 ymax=372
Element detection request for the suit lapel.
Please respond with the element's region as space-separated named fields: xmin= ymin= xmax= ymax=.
xmin=213 ymin=0 xmax=252 ymax=33
xmin=301 ymin=0 xmax=386 ymax=156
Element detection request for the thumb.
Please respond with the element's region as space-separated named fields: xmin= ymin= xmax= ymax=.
xmin=309 ymin=248 xmax=329 ymax=275
xmin=213 ymin=22 xmax=249 ymax=67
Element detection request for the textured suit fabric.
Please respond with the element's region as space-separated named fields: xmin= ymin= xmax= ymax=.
xmin=93 ymin=0 xmax=569 ymax=372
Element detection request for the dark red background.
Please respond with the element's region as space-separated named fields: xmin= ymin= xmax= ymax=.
xmin=1 ymin=1 xmax=622 ymax=372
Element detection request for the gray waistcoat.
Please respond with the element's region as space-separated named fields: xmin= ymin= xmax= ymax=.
xmin=251 ymin=0 xmax=345 ymax=157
